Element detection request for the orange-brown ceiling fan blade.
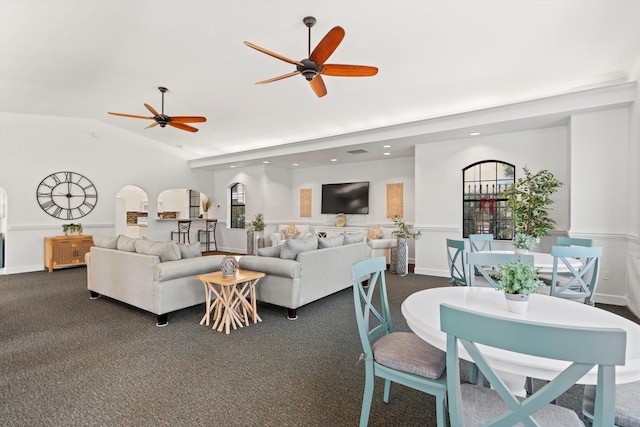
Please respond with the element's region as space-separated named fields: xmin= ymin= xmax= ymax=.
xmin=108 ymin=112 xmax=153 ymax=120
xmin=145 ymin=122 xmax=159 ymax=129
xmin=309 ymin=75 xmax=327 ymax=98
xmin=320 ymin=64 xmax=379 ymax=77
xmin=310 ymin=26 xmax=345 ymax=65
xmin=144 ymin=103 xmax=160 ymax=116
xmin=255 ymin=71 xmax=300 ymax=84
xmin=244 ymin=41 xmax=304 ymax=67
xmin=170 ymin=116 xmax=207 ymax=123
xmin=169 ymin=122 xmax=199 ymax=133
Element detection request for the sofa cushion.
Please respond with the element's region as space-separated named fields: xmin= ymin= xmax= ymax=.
xmin=258 ymin=245 xmax=282 ymax=257
xmin=367 ymin=227 xmax=383 ymax=240
xmin=318 ymin=234 xmax=345 ymax=249
xmin=155 ymin=255 xmax=225 ymax=282
xmin=280 ymin=235 xmax=318 ymax=260
xmin=117 ymin=235 xmax=139 ymax=252
xmin=344 ymin=232 xmax=366 ymax=245
xmin=177 ymin=243 xmax=202 ymax=259
xmin=283 ymin=224 xmax=299 ymax=239
xmin=134 ymin=239 xmax=181 ymax=262
xmin=93 ymin=234 xmax=118 ymax=249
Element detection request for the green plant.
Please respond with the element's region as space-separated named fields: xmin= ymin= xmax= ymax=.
xmin=391 ymin=215 xmax=421 ymax=240
xmin=512 ymin=232 xmax=536 ymax=250
xmin=62 ymin=223 xmax=82 ymax=234
xmin=249 ymin=213 xmax=265 ymax=231
xmin=201 ymin=195 xmax=212 ymax=212
xmin=501 ymin=166 xmax=562 ymax=238
xmin=497 ymin=257 xmax=544 ymax=295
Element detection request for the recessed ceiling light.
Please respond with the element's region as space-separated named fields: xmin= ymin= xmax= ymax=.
xmin=292 ymin=163 xmax=299 ymax=166
xmin=331 ymin=159 xmax=338 ymax=162
xmin=470 ymin=132 xmax=481 ymax=136
xmin=383 ymin=144 xmax=391 ymax=148
xmin=230 ymin=165 xmax=236 ymax=168
xmin=383 ymin=152 xmax=391 ymax=156
xmin=263 ymin=161 xmax=269 ymax=164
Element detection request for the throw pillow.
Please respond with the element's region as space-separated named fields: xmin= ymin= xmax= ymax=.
xmin=257 ymin=246 xmax=282 ymax=257
xmin=134 ymin=240 xmax=181 ymax=262
xmin=344 ymin=232 xmax=365 ymax=245
xmin=283 ymin=224 xmax=299 ymax=239
xmin=318 ymin=234 xmax=345 ymax=249
xmin=177 ymin=243 xmax=202 ymax=259
xmin=367 ymin=227 xmax=383 ymax=240
xmin=280 ymin=235 xmax=318 ymax=260
xmin=116 ymin=235 xmax=139 ymax=252
xmin=93 ymin=234 xmax=118 ymax=249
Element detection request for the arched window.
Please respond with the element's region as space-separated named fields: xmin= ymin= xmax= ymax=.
xmin=230 ymin=183 xmax=245 ymax=229
xmin=463 ymin=161 xmax=515 ymax=239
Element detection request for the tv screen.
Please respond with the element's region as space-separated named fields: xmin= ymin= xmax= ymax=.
xmin=321 ymin=182 xmax=369 ymax=214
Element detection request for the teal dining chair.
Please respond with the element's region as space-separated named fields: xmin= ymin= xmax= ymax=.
xmin=446 ymin=238 xmax=467 ymax=286
xmin=469 ymin=234 xmax=493 ymax=252
xmin=440 ymin=303 xmax=626 ymax=427
xmin=538 ymin=245 xmax=603 ymax=305
xmin=351 ymin=257 xmax=447 ymax=427
xmin=557 ymin=236 xmax=593 ymax=247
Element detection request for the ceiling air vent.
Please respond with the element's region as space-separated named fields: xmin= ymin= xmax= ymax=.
xmin=346 ymin=149 xmax=369 ymax=155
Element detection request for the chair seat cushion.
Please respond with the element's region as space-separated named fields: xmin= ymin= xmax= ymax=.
xmin=372 ymin=332 xmax=445 ymax=379
xmin=583 ymin=381 xmax=640 ymax=427
xmin=460 ymin=383 xmax=583 ymax=426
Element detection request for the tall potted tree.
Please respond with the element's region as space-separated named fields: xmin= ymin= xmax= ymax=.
xmin=391 ymin=215 xmax=421 ymax=276
xmin=501 ymin=166 xmax=562 ymax=252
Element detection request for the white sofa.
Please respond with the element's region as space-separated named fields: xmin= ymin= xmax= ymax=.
xmin=269 ymin=224 xmax=312 ymax=246
xmin=239 ymin=235 xmax=370 ymax=319
xmin=86 ymin=235 xmax=224 ymax=326
xmin=366 ymin=227 xmax=397 ymax=264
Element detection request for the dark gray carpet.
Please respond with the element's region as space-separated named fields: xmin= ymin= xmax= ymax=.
xmin=1 ymin=267 xmax=637 ymax=426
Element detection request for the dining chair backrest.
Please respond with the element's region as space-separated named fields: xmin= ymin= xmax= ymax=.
xmin=446 ymin=239 xmax=467 ymax=286
xmin=440 ymin=303 xmax=626 ymax=427
xmin=177 ymin=220 xmax=191 ymax=232
xmin=465 ymin=252 xmax=534 ymax=288
xmin=550 ymin=245 xmax=603 ymax=305
xmin=469 ymin=234 xmax=494 ymax=252
xmin=557 ymin=236 xmax=593 ymax=247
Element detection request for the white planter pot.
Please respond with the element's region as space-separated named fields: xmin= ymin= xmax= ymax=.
xmin=395 ymin=238 xmax=409 ymax=276
xmin=504 ymin=293 xmax=530 ymax=313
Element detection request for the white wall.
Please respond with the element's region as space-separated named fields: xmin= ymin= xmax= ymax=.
xmin=0 ymin=113 xmax=215 ymax=273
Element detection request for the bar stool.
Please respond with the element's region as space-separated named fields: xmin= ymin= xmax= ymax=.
xmin=170 ymin=220 xmax=191 ymax=243
xmin=198 ymin=219 xmax=218 ymax=252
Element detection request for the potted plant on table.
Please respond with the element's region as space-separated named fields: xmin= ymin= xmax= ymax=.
xmin=62 ymin=223 xmax=82 ymax=235
xmin=391 ymin=215 xmax=421 ymax=276
xmin=497 ymin=257 xmax=544 ymax=313
xmin=502 ymin=166 xmax=562 ymax=252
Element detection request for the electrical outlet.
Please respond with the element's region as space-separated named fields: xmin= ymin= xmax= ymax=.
xmin=602 ymin=271 xmax=610 ymax=280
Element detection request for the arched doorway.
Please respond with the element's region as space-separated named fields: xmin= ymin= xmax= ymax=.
xmin=116 ymin=185 xmax=149 ymax=238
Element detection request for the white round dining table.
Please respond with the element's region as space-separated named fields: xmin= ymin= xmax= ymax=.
xmin=402 ymin=287 xmax=640 ymax=395
xmin=477 ymin=250 xmax=582 ymax=273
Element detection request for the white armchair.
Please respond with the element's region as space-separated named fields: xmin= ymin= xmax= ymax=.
xmin=270 ymin=224 xmax=312 ymax=246
xmin=367 ymin=227 xmax=397 ymax=264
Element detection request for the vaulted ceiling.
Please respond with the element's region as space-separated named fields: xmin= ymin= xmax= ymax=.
xmin=2 ymin=0 xmax=640 ymax=169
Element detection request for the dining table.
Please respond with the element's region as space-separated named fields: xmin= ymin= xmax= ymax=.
xmin=476 ymin=249 xmax=582 ymax=273
xmin=401 ymin=286 xmax=640 ymax=396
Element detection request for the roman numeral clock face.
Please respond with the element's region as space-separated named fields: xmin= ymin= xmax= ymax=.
xmin=36 ymin=171 xmax=98 ymax=220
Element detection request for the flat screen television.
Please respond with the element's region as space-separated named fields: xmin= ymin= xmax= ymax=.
xmin=321 ymin=182 xmax=369 ymax=214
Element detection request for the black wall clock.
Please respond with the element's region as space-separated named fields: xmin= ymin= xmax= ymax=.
xmin=36 ymin=171 xmax=98 ymax=219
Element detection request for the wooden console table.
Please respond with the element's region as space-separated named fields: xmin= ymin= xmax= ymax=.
xmin=44 ymin=235 xmax=93 ymax=272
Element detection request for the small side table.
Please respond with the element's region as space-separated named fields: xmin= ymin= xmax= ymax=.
xmin=196 ymin=269 xmax=265 ymax=334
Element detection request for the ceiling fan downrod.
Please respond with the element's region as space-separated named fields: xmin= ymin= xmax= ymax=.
xmin=303 ymin=16 xmax=316 ymax=57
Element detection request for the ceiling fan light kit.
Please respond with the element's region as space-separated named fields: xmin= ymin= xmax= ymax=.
xmin=108 ymin=86 xmax=207 ymax=133
xmin=244 ymin=16 xmax=378 ymax=97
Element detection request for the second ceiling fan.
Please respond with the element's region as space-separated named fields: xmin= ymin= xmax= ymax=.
xmin=244 ymin=16 xmax=378 ymax=98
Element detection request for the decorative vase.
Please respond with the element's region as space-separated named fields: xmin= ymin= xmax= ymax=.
xmin=389 ymin=246 xmax=398 ymax=274
xmin=247 ymin=230 xmax=255 ymax=255
xmin=221 ymin=256 xmax=239 ymax=277
xmin=396 ymin=238 xmax=409 ymax=276
xmin=504 ymin=293 xmax=530 ymax=314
